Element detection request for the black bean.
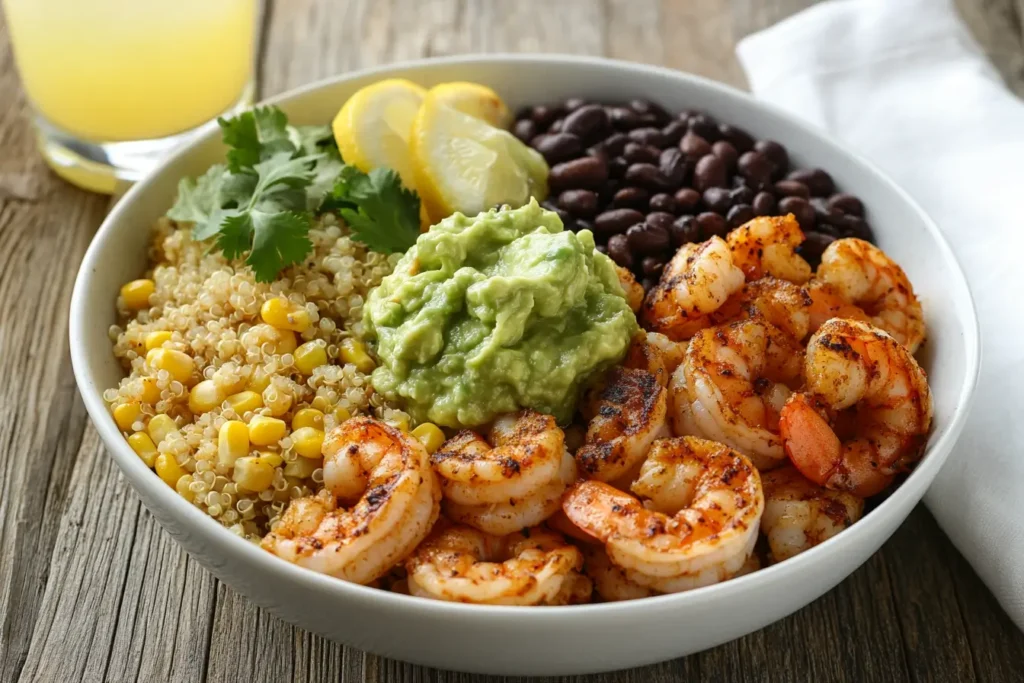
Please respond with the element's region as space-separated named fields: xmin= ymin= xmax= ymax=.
xmin=587 ymin=146 xmax=610 ymax=165
xmin=623 ymin=143 xmax=662 ymax=166
xmin=674 ymin=188 xmax=702 ymax=213
xmin=693 ymin=154 xmax=728 ymax=192
xmin=641 ymin=276 xmax=659 ymax=292
xmin=641 ymin=256 xmax=666 ymax=277
xmin=702 ymin=187 xmax=732 ymax=213
xmin=612 ymin=186 xmax=649 ymax=209
xmin=602 ymin=132 xmax=629 ymax=157
xmin=563 ymin=104 xmax=609 ymax=140
xmin=564 ymin=97 xmax=587 ymax=112
xmin=513 ymin=119 xmax=537 ymax=143
xmin=828 ymin=192 xmax=865 ymax=217
xmin=711 ymin=140 xmax=738 ymax=172
xmin=787 ymin=168 xmax=835 ymax=197
xmin=658 ymin=148 xmax=689 ymax=188
xmin=810 ymin=197 xmax=844 ymax=226
xmin=738 ymin=151 xmax=774 ymax=188
xmin=598 ymin=181 xmax=620 ymax=205
xmin=774 ymin=179 xmax=811 ymax=199
xmin=671 ymin=215 xmax=701 ymax=247
xmin=687 ymin=114 xmax=720 ymax=141
xmin=798 ymin=231 xmax=836 ymax=266
xmin=607 ymin=234 xmax=634 ymax=268
xmin=718 ymin=123 xmax=754 ymax=153
xmin=730 ymin=186 xmax=755 ymax=206
xmin=533 ymin=133 xmax=583 ymax=164
xmin=608 ymin=157 xmax=629 ymax=180
xmin=628 ymin=127 xmax=668 ymax=148
xmin=696 ymin=211 xmax=729 ymax=238
xmin=813 ymin=221 xmax=843 ymax=238
xmin=558 ymin=189 xmax=599 ymax=218
xmin=649 ymin=193 xmax=677 ymax=213
xmin=679 ymin=132 xmax=711 ymax=161
xmin=575 ymin=218 xmax=594 ymax=233
xmin=530 ymin=105 xmax=561 ymax=129
xmin=661 ymin=120 xmax=687 ymax=146
xmin=542 ymin=202 xmax=574 ymax=228
xmin=608 ymin=106 xmax=642 ymax=130
xmin=727 ymin=204 xmax=756 ymax=228
xmin=629 ymin=99 xmax=670 ymax=125
xmin=752 ymin=191 xmax=776 ymax=216
xmin=549 ymin=156 xmax=608 ymax=191
xmin=677 ymin=109 xmax=698 ymax=123
xmin=624 ymin=163 xmax=672 ymax=191
xmin=626 ymin=222 xmax=671 ymax=255
xmin=645 ymin=211 xmax=676 ymax=233
xmin=778 ymin=196 xmax=816 ymax=231
xmin=594 ymin=208 xmax=646 ymax=236
xmin=755 ymin=140 xmax=789 ymax=178
xmin=837 ymin=215 xmax=874 ymax=241
xmin=595 ymin=244 xmax=608 ymax=255
xmin=549 ymin=118 xmax=565 ymax=134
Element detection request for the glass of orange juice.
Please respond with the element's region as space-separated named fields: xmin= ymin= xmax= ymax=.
xmin=2 ymin=0 xmax=257 ymax=193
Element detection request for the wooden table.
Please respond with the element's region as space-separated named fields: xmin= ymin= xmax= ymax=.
xmin=3 ymin=1 xmax=1023 ymax=681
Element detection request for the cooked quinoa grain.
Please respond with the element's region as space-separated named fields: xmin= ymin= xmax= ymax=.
xmin=104 ymin=215 xmax=411 ymax=540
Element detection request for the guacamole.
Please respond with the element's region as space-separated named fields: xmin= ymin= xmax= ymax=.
xmin=363 ymin=199 xmax=638 ymax=427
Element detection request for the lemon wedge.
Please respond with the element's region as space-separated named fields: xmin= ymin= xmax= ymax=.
xmin=332 ymin=79 xmax=426 ymax=189
xmin=427 ymin=82 xmax=512 ymax=128
xmin=412 ymin=93 xmax=548 ymax=221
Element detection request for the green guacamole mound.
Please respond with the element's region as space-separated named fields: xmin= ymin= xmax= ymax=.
xmin=363 ymin=198 xmax=639 ymax=428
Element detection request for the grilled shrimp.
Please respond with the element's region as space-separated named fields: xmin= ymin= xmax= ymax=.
xmin=669 ymin=319 xmax=804 ymax=470
xmin=716 ymin=277 xmax=813 ymax=342
xmin=406 ymin=525 xmax=590 ymax=605
xmin=582 ymin=546 xmax=657 ymax=601
xmin=815 ymin=238 xmax=925 ymax=352
xmin=780 ymin=318 xmax=933 ymax=496
xmin=563 ymin=437 xmax=763 ymax=592
xmin=727 ymin=214 xmax=812 ymax=285
xmin=616 ymin=265 xmax=645 ymax=313
xmin=641 ymin=236 xmax=746 ymax=341
xmin=760 ymin=466 xmax=864 ymax=562
xmin=576 ymin=367 xmax=670 ymax=483
xmin=622 ymin=331 xmax=686 ymax=388
xmin=806 ymin=279 xmax=871 ymax=335
xmin=262 ymin=418 xmax=440 ymax=584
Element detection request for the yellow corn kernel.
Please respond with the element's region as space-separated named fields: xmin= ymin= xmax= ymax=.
xmin=294 ymin=341 xmax=328 ymax=375
xmin=144 ymin=330 xmax=173 ymax=351
xmin=217 ymin=420 xmax=250 ymax=470
xmin=248 ymin=415 xmax=287 ymax=446
xmin=259 ymin=451 xmax=284 ymax=467
xmin=120 ymin=279 xmax=155 ymax=310
xmin=310 ymin=395 xmax=330 ymax=412
xmin=260 ymin=297 xmax=311 ymax=332
xmin=154 ymin=452 xmax=186 ymax=487
xmin=233 ymin=455 xmax=276 ymax=492
xmin=247 ymin=370 xmax=271 ymax=393
xmin=139 ymin=377 xmax=161 ymax=404
xmin=113 ymin=402 xmax=141 ymax=431
xmin=291 ymin=408 xmax=324 ymax=431
xmin=175 ymin=475 xmax=195 ymax=502
xmin=212 ymin=367 xmax=247 ymax=395
xmin=147 ymin=414 xmax=179 ymax=445
xmin=291 ymin=427 xmax=325 ymax=459
xmin=263 ymin=386 xmax=292 ymax=417
xmin=226 ymin=390 xmax=263 ymax=415
xmin=146 ymin=348 xmax=194 ymax=383
xmin=272 ymin=328 xmax=298 ymax=355
xmin=411 ymin=423 xmax=445 ymax=454
xmin=284 ymin=456 xmax=319 ymax=479
xmin=340 ymin=338 xmax=375 ymax=374
xmin=333 ymin=406 xmax=351 ymax=423
xmin=127 ymin=432 xmax=158 ymax=467
xmin=188 ymin=380 xmax=224 ymax=415
xmin=386 ymin=415 xmax=410 ymax=433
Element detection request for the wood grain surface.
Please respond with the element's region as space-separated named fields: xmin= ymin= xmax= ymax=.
xmin=1 ymin=1 xmax=1023 ymax=681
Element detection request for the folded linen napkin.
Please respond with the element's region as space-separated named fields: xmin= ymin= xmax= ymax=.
xmin=737 ymin=0 xmax=1024 ymax=630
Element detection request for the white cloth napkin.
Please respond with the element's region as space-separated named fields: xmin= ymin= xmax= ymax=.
xmin=737 ymin=0 xmax=1024 ymax=629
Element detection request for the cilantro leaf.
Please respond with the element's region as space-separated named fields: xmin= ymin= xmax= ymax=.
xmin=327 ymin=167 xmax=421 ymax=253
xmin=219 ymin=106 xmax=297 ymax=173
xmin=167 ymin=164 xmax=227 ymax=225
xmin=293 ymin=124 xmax=334 ymax=155
xmin=247 ymin=210 xmax=313 ymax=282
xmin=216 ymin=212 xmax=253 ymax=261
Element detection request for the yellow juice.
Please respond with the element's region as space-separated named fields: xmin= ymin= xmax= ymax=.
xmin=3 ymin=0 xmax=256 ymax=141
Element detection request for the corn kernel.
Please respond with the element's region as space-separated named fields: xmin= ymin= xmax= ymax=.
xmin=147 ymin=414 xmax=179 ymax=445
xmin=291 ymin=408 xmax=324 ymax=431
xmin=295 ymin=341 xmax=328 ymax=375
xmin=333 ymin=407 xmax=351 ymax=423
xmin=155 ymin=452 xmax=186 ymax=487
xmin=260 ymin=297 xmax=311 ymax=332
xmin=387 ymin=415 xmax=410 ymax=432
xmin=140 ymin=378 xmax=161 ymax=404
xmin=212 ymin=367 xmax=247 ymax=395
xmin=188 ymin=380 xmax=224 ymax=415
xmin=249 ymin=415 xmax=287 ymax=446
xmin=259 ymin=451 xmax=284 ymax=467
xmin=128 ymin=432 xmax=158 ymax=467
xmin=247 ymin=370 xmax=271 ymax=393
xmin=144 ymin=331 xmax=173 ymax=351
xmin=263 ymin=386 xmax=292 ymax=417
xmin=146 ymin=348 xmax=194 ymax=383
xmin=226 ymin=390 xmax=263 ymax=415
xmin=284 ymin=457 xmax=319 ymax=479
xmin=411 ymin=423 xmax=445 ymax=454
xmin=113 ymin=402 xmax=141 ymax=431
xmin=120 ymin=279 xmax=155 ymax=310
xmin=292 ymin=427 xmax=325 ymax=459
xmin=233 ymin=456 xmax=276 ymax=492
xmin=271 ymin=328 xmax=298 ymax=355
xmin=218 ymin=420 xmax=250 ymax=469
xmin=310 ymin=396 xmax=330 ymax=412
xmin=340 ymin=338 xmax=375 ymax=374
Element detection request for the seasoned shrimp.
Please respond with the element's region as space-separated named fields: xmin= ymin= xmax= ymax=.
xmin=582 ymin=546 xmax=657 ymax=601
xmin=406 ymin=525 xmax=589 ymax=605
xmin=262 ymin=418 xmax=441 ymax=584
xmin=761 ymin=466 xmax=864 ymax=562
xmin=780 ymin=318 xmax=933 ymax=496
xmin=727 ymin=214 xmax=812 ymax=285
xmin=815 ymin=238 xmax=925 ymax=352
xmin=641 ymin=236 xmax=745 ymax=341
xmin=576 ymin=367 xmax=670 ymax=483
xmin=622 ymin=331 xmax=686 ymax=388
xmin=670 ymin=319 xmax=804 ymax=470
xmin=715 ymin=277 xmax=812 ymax=342
xmin=563 ymin=437 xmax=763 ymax=592
xmin=616 ymin=264 xmax=645 ymax=313
xmin=806 ymin=279 xmax=871 ymax=335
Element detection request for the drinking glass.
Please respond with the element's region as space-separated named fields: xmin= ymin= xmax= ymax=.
xmin=2 ymin=0 xmax=258 ymax=193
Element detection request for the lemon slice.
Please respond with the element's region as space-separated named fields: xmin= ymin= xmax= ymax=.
xmin=332 ymin=79 xmax=426 ymax=189
xmin=427 ymin=82 xmax=512 ymax=128
xmin=412 ymin=93 xmax=548 ymax=222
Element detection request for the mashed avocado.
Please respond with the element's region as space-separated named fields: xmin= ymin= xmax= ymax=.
xmin=363 ymin=199 xmax=638 ymax=427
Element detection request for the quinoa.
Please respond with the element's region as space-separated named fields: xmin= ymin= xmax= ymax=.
xmin=104 ymin=214 xmax=410 ymax=540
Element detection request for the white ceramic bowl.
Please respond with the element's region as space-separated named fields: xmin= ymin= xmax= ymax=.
xmin=70 ymin=55 xmax=980 ymax=676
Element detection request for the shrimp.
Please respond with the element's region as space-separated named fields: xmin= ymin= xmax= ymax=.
xmin=815 ymin=238 xmax=925 ymax=353
xmin=616 ymin=264 xmax=644 ymax=313
xmin=582 ymin=547 xmax=657 ymax=601
xmin=406 ymin=525 xmax=590 ymax=605
xmin=576 ymin=367 xmax=670 ymax=483
xmin=622 ymin=331 xmax=686 ymax=388
xmin=760 ymin=466 xmax=864 ymax=562
xmin=669 ymin=318 xmax=804 ymax=470
xmin=715 ymin=277 xmax=812 ymax=342
xmin=726 ymin=214 xmax=812 ymax=285
xmin=641 ymin=236 xmax=745 ymax=341
xmin=780 ymin=318 xmax=933 ymax=497
xmin=563 ymin=437 xmax=763 ymax=592
xmin=806 ymin=279 xmax=871 ymax=335
xmin=262 ymin=417 xmax=440 ymax=584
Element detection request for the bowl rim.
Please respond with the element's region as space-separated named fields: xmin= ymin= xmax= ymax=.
xmin=70 ymin=52 xmax=982 ymax=619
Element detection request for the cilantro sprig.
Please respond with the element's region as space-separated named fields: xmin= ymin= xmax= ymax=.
xmin=167 ymin=106 xmax=421 ymax=283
